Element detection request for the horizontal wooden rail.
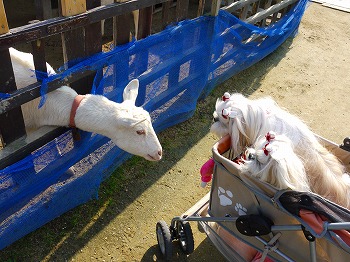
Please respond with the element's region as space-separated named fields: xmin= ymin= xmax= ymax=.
xmin=245 ymin=0 xmax=298 ymax=24
xmin=0 ymin=0 xmax=168 ymax=49
xmin=0 ymin=126 xmax=68 ymax=170
xmin=0 ymin=67 xmax=96 ymax=114
xmin=222 ymin=0 xmax=260 ymax=13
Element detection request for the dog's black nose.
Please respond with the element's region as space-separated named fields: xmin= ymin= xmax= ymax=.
xmin=213 ymin=115 xmax=219 ymax=122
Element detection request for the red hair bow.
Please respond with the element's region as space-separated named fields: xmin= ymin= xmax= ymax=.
xmin=222 ymin=92 xmax=230 ymax=102
xmin=263 ymin=143 xmax=269 ymax=156
xmin=222 ymin=108 xmax=230 ymax=119
xmin=265 ymin=131 xmax=276 ymax=142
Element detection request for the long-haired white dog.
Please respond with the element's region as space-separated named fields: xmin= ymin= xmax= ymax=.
xmin=241 ymin=131 xmax=311 ymax=192
xmin=211 ymin=92 xmax=349 ymax=208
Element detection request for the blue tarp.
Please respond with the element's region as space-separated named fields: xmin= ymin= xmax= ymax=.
xmin=0 ymin=0 xmax=308 ymax=249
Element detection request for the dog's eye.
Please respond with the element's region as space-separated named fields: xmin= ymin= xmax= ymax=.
xmin=136 ymin=130 xmax=146 ymax=135
xmin=248 ymin=153 xmax=255 ymax=160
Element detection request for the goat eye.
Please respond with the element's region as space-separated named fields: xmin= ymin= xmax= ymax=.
xmin=136 ymin=130 xmax=145 ymax=135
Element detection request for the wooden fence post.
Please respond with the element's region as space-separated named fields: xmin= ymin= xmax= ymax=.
xmin=176 ymin=0 xmax=189 ymax=22
xmin=61 ymin=0 xmax=86 ymax=16
xmin=60 ymin=0 xmax=101 ymax=95
xmin=0 ymin=0 xmax=9 ymax=35
xmin=0 ymin=1 xmax=26 ymax=148
xmin=137 ymin=6 xmax=153 ymax=40
xmin=34 ymin=0 xmax=53 ymax=20
xmin=0 ymin=49 xmax=26 ymax=148
xmin=211 ymin=0 xmax=221 ymax=16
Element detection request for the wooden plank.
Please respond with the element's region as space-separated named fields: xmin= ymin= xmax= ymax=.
xmin=31 ymin=39 xmax=49 ymax=80
xmin=0 ymin=0 xmax=9 ymax=35
xmin=245 ymin=0 xmax=298 ymax=24
xmin=251 ymin=0 xmax=260 ymax=16
xmin=85 ymin=0 xmax=102 ymax=55
xmin=85 ymin=22 xmax=102 ymax=54
xmin=137 ymin=6 xmax=153 ymax=39
xmin=197 ymin=0 xmax=206 ymax=16
xmin=134 ymin=6 xmax=153 ymax=105
xmin=113 ymin=13 xmax=131 ymax=95
xmin=84 ymin=1 xmax=102 ymax=95
xmin=161 ymin=1 xmax=171 ymax=29
xmin=239 ymin=2 xmax=250 ymax=19
xmin=176 ymin=0 xmax=189 ymax=21
xmin=222 ymin=0 xmax=260 ymax=13
xmin=0 ymin=49 xmax=26 ymax=147
xmin=261 ymin=0 xmax=273 ymax=26
xmin=0 ymin=126 xmax=68 ymax=170
xmin=61 ymin=0 xmax=87 ymax=17
xmin=34 ymin=0 xmax=53 ymax=20
xmin=113 ymin=13 xmax=131 ymax=45
xmin=211 ymin=0 xmax=221 ymax=16
xmin=60 ymin=0 xmax=96 ymax=95
xmin=61 ymin=48 xmax=87 ymax=93
xmin=271 ymin=0 xmax=282 ymax=23
xmin=86 ymin=0 xmax=101 ymax=10
xmin=61 ymin=28 xmax=86 ymax=66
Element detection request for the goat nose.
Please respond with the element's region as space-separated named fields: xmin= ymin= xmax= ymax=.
xmin=158 ymin=150 xmax=162 ymax=157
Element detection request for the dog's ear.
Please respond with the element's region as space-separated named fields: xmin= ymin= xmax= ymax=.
xmin=229 ymin=111 xmax=236 ymax=118
xmin=266 ymin=143 xmax=280 ymax=159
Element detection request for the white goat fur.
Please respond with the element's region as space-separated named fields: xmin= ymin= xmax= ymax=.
xmin=9 ymin=47 xmax=162 ymax=161
xmin=101 ymin=0 xmax=139 ymax=38
xmin=241 ymin=132 xmax=311 ymax=192
xmin=211 ymin=92 xmax=349 ymax=208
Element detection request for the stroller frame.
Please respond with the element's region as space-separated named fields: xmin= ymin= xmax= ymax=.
xmin=157 ymin=136 xmax=350 ymax=261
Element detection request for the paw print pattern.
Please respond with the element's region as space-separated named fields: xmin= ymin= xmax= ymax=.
xmin=235 ymin=203 xmax=247 ymax=216
xmin=218 ymin=187 xmax=233 ymax=206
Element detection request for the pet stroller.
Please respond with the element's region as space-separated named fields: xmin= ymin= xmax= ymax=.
xmin=156 ymin=135 xmax=350 ymax=261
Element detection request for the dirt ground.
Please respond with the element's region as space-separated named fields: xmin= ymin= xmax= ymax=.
xmin=1 ymin=2 xmax=350 ymax=262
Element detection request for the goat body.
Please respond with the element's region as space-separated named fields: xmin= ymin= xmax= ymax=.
xmin=9 ymin=47 xmax=162 ymax=161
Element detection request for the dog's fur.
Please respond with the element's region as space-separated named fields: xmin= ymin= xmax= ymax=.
xmin=211 ymin=93 xmax=349 ymax=208
xmin=241 ymin=132 xmax=311 ymax=192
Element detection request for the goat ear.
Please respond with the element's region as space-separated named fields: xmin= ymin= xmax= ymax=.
xmin=123 ymin=79 xmax=139 ymax=103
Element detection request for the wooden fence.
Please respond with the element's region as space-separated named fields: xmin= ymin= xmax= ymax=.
xmin=0 ymin=0 xmax=297 ymax=169
xmin=0 ymin=0 xmax=222 ymax=169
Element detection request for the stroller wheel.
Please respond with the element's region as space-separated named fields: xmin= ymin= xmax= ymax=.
xmin=176 ymin=221 xmax=194 ymax=255
xmin=156 ymin=220 xmax=173 ymax=260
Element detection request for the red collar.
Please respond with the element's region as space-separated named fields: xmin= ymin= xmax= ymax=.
xmin=69 ymin=95 xmax=85 ymax=128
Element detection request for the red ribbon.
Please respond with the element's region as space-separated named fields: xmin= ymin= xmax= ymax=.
xmin=263 ymin=143 xmax=269 ymax=156
xmin=265 ymin=132 xmax=275 ymax=142
xmin=222 ymin=109 xmax=229 ymax=119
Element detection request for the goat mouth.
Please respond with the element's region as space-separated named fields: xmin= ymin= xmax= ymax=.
xmin=146 ymin=154 xmax=161 ymax=161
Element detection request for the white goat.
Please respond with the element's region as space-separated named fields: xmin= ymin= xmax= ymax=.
xmin=101 ymin=0 xmax=139 ymax=38
xmin=9 ymin=47 xmax=162 ymax=161
xmin=211 ymin=92 xmax=350 ymax=208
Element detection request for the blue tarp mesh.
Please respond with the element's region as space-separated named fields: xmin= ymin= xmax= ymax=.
xmin=0 ymin=0 xmax=308 ymax=249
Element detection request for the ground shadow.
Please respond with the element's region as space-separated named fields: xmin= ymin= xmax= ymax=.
xmin=141 ymin=237 xmax=227 ymax=261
